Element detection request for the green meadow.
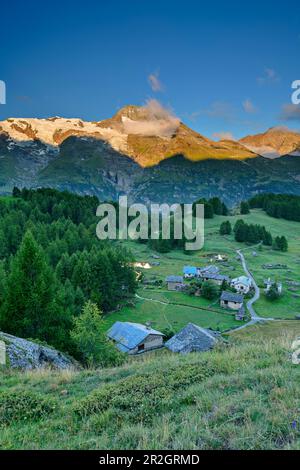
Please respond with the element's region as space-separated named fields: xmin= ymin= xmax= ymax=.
xmin=107 ymin=209 xmax=300 ymax=332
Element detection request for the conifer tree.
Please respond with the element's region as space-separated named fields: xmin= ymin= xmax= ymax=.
xmin=0 ymin=231 xmax=57 ymax=341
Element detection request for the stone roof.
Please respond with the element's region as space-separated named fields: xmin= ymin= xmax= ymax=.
xmin=165 ymin=323 xmax=221 ymax=354
xmin=201 ymin=273 xmax=230 ymax=282
xmin=221 ymin=291 xmax=244 ymax=303
xmin=197 ymin=265 xmax=219 ymax=275
xmin=166 ymin=275 xmax=184 ymax=283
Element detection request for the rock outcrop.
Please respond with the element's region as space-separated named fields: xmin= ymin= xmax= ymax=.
xmin=0 ymin=331 xmax=80 ymax=370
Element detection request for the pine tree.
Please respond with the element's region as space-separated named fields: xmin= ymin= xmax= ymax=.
xmin=220 ymin=221 xmax=232 ymax=235
xmin=0 ymin=231 xmax=57 ymax=341
xmin=201 ymin=281 xmax=218 ymax=300
xmin=279 ymin=236 xmax=288 ymax=252
xmin=234 ymin=221 xmax=248 ymax=242
xmin=70 ymin=301 xmax=124 ymax=367
xmin=222 ymin=203 xmax=229 ymax=216
xmin=240 ymin=201 xmax=250 ymax=214
xmin=209 ymin=197 xmax=223 ymax=215
xmin=273 ymin=236 xmax=288 ymax=252
xmin=0 ymin=261 xmax=7 ymax=311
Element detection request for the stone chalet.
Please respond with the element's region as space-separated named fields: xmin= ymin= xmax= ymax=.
xmin=197 ymin=265 xmax=219 ymax=277
xmin=220 ymin=291 xmax=244 ymax=311
xmin=166 ymin=275 xmax=185 ymax=291
xmin=200 ymin=272 xmax=230 ymax=286
xmin=165 ymin=323 xmax=221 ymax=354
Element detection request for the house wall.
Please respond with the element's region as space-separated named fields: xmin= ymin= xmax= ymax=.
xmin=168 ymin=282 xmax=181 ymax=291
xmin=221 ymin=300 xmax=242 ymax=311
xmin=200 ymin=276 xmax=224 ymax=286
xmin=129 ymin=334 xmax=164 ymax=355
xmin=231 ymin=282 xmax=250 ymax=294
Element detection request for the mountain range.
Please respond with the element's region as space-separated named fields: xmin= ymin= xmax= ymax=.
xmin=1 ymin=104 xmax=300 ymax=206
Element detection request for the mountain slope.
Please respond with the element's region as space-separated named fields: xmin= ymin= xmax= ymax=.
xmin=1 ymin=107 xmax=300 ymax=205
xmin=37 ymin=139 xmax=300 ymax=206
xmin=0 ymin=104 xmax=257 ymax=169
xmin=240 ymin=127 xmax=300 ymax=158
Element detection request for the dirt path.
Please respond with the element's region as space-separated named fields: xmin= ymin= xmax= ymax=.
xmin=236 ymin=249 xmax=273 ymax=325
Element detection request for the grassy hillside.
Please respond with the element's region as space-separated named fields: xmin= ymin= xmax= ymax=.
xmin=1 ymin=321 xmax=300 ymax=450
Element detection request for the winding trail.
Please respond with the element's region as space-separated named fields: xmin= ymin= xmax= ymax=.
xmin=235 ymin=249 xmax=273 ymax=329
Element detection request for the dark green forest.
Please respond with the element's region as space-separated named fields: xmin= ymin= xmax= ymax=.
xmin=249 ymin=193 xmax=300 ymax=222
xmin=0 ymin=188 xmax=137 ymax=359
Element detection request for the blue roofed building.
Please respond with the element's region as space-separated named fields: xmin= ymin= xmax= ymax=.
xmin=183 ymin=266 xmax=197 ymax=278
xmin=107 ymin=321 xmax=164 ymax=355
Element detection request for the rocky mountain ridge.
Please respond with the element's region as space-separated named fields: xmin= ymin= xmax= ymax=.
xmin=1 ymin=106 xmax=300 ymax=205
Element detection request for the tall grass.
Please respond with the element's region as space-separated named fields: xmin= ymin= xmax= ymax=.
xmin=0 ymin=331 xmax=299 ymax=450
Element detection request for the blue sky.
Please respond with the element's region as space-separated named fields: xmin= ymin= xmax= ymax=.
xmin=0 ymin=0 xmax=300 ymax=139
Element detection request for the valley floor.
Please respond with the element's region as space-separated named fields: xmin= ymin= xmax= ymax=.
xmin=106 ymin=209 xmax=300 ymax=334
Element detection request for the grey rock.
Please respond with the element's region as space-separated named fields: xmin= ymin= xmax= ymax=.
xmin=0 ymin=331 xmax=80 ymax=370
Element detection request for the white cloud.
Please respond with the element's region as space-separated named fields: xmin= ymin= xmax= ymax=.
xmin=148 ymin=72 xmax=163 ymax=92
xmin=122 ymin=99 xmax=180 ymax=138
xmin=242 ymin=99 xmax=257 ymax=114
xmin=212 ymin=131 xmax=236 ymax=141
xmin=257 ymin=68 xmax=280 ymax=85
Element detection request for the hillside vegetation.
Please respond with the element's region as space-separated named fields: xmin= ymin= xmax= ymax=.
xmin=1 ymin=322 xmax=300 ymax=450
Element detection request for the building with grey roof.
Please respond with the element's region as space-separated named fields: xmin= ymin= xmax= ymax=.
xmin=220 ymin=291 xmax=244 ymax=310
xmin=200 ymin=272 xmax=230 ymax=286
xmin=166 ymin=275 xmax=185 ymax=291
xmin=197 ymin=265 xmax=220 ymax=277
xmin=165 ymin=323 xmax=221 ymax=354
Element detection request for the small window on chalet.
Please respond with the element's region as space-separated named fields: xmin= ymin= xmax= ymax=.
xmin=138 ymin=344 xmax=145 ymax=351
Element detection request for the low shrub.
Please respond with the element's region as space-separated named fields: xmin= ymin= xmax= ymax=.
xmin=0 ymin=390 xmax=57 ymax=425
xmin=73 ymin=362 xmax=219 ymax=423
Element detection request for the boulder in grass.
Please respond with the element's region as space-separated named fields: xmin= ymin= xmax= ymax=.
xmin=0 ymin=331 xmax=80 ymax=370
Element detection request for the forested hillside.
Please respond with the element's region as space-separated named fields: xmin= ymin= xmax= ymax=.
xmin=249 ymin=193 xmax=300 ymax=222
xmin=0 ymin=189 xmax=137 ymax=359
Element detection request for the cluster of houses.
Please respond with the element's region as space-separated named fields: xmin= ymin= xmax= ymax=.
xmin=166 ymin=265 xmax=252 ymax=321
xmin=107 ymin=321 xmax=222 ymax=356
